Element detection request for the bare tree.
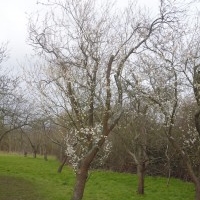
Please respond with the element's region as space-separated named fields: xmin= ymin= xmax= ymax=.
xmin=27 ymin=0 xmax=181 ymax=199
xmin=126 ymin=12 xmax=200 ymax=198
xmin=116 ymin=92 xmax=150 ymax=194
xmin=0 ymin=43 xmax=30 ymax=148
xmin=180 ymin=24 xmax=200 ymax=200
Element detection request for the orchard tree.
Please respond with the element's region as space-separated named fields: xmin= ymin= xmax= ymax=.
xmin=126 ymin=12 xmax=200 ymax=198
xmin=27 ymin=0 xmax=181 ymax=199
xmin=21 ymin=117 xmax=49 ymax=159
xmin=0 ymin=43 xmax=30 ymax=147
xmin=178 ymin=20 xmax=200 ymax=199
xmin=117 ymin=91 xmax=151 ymax=194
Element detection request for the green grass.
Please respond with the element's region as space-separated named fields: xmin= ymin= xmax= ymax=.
xmin=0 ymin=153 xmax=195 ymax=200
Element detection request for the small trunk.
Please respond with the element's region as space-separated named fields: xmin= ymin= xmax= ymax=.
xmin=43 ymin=147 xmax=48 ymax=161
xmin=71 ymin=165 xmax=89 ymax=200
xmin=57 ymin=155 xmax=67 ymax=173
xmin=44 ymin=152 xmax=48 ymax=161
xmin=137 ymin=162 xmax=145 ymax=195
xmin=33 ymin=150 xmax=37 ymax=158
xmin=24 ymin=151 xmax=27 ymax=157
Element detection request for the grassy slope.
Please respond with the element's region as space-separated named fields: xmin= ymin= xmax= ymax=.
xmin=0 ymin=153 xmax=195 ymax=200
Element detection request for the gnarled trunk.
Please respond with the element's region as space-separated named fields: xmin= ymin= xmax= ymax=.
xmin=71 ymin=145 xmax=101 ymax=200
xmin=71 ymin=164 xmax=89 ymax=200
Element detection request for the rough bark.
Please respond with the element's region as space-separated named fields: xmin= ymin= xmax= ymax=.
xmin=71 ymin=141 xmax=107 ymax=200
xmin=137 ymin=162 xmax=146 ymax=194
xmin=127 ymin=147 xmax=148 ymax=195
xmin=71 ymin=164 xmax=89 ymax=200
xmin=195 ymin=184 xmax=200 ymax=200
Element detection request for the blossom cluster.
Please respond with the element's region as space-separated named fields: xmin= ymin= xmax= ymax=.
xmin=65 ymin=123 xmax=111 ymax=170
xmin=182 ymin=128 xmax=199 ymax=149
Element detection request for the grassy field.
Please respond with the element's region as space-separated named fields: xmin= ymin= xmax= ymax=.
xmin=0 ymin=153 xmax=195 ymax=200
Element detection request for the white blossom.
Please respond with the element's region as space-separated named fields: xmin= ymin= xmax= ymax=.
xmin=65 ymin=123 xmax=111 ymax=171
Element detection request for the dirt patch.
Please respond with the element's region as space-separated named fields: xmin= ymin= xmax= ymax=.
xmin=0 ymin=176 xmax=43 ymax=200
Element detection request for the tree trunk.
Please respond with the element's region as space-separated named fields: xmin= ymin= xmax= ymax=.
xmin=24 ymin=151 xmax=27 ymax=157
xmin=43 ymin=145 xmax=48 ymax=161
xmin=137 ymin=162 xmax=145 ymax=195
xmin=71 ymin=145 xmax=101 ymax=200
xmin=44 ymin=151 xmax=48 ymax=161
xmin=57 ymin=155 xmax=67 ymax=173
xmin=195 ymin=184 xmax=200 ymax=200
xmin=71 ymin=164 xmax=89 ymax=200
xmin=168 ymin=136 xmax=200 ymax=200
xmin=33 ymin=149 xmax=37 ymax=158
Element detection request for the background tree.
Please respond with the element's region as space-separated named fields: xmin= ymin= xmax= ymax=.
xmin=116 ymin=94 xmax=151 ymax=194
xmin=126 ymin=14 xmax=200 ymax=199
xmin=0 ymin=43 xmax=30 ymax=149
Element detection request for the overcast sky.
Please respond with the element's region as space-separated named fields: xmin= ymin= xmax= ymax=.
xmin=0 ymin=0 xmax=159 ymax=72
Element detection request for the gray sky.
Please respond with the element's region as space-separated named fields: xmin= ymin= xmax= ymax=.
xmin=0 ymin=0 xmax=38 ymax=71
xmin=0 ymin=0 xmax=159 ymax=72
